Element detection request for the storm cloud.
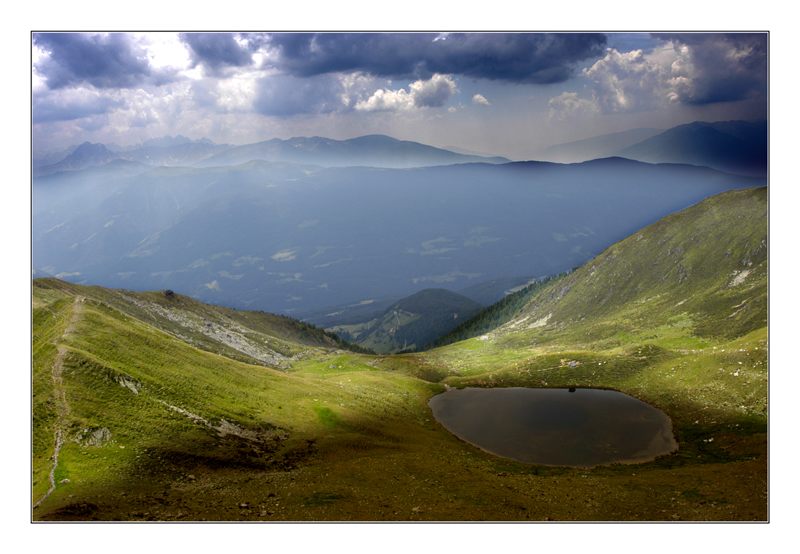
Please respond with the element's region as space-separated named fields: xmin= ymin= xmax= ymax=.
xmin=653 ymin=33 xmax=767 ymax=105
xmin=30 ymin=32 xmax=768 ymax=159
xmin=550 ymin=32 xmax=768 ymax=117
xmin=263 ymin=32 xmax=607 ymax=83
xmin=180 ymin=33 xmax=254 ymax=71
xmin=253 ymin=74 xmax=346 ymax=116
xmin=33 ymin=33 xmax=160 ymax=89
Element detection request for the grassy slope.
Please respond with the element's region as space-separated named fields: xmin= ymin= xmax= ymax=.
xmin=32 ymin=289 xmax=72 ymax=502
xmin=32 ymin=187 xmax=767 ymax=521
xmin=34 ymin=278 xmax=367 ymax=366
xmin=432 ymin=273 xmax=567 ymax=348
xmin=330 ymin=288 xmax=483 ymax=354
xmin=32 ymin=284 xmax=441 ymax=520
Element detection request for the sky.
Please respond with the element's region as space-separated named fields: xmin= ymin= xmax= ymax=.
xmin=31 ymin=32 xmax=768 ymax=159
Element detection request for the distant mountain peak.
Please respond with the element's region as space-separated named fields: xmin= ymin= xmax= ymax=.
xmin=540 ymin=120 xmax=767 ymax=176
xmin=539 ymin=127 xmax=664 ymax=163
xmin=618 ymin=119 xmax=767 ymax=176
xmin=577 ymin=156 xmax=646 ymax=166
xmin=349 ymin=134 xmax=399 ymax=142
xmin=59 ymin=141 xmax=114 ymax=163
xmin=73 ymin=141 xmax=111 ymax=153
xmin=138 ymin=135 xmax=219 ymax=149
xmin=140 ymin=135 xmax=192 ymax=148
xmin=195 ymin=134 xmax=510 ymax=169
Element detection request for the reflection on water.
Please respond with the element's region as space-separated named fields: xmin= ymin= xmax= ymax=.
xmin=429 ymin=387 xmax=677 ymax=467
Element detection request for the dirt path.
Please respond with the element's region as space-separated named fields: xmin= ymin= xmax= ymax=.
xmin=33 ymin=296 xmax=83 ymax=510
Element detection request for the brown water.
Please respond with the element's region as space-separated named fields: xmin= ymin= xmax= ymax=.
xmin=429 ymin=387 xmax=677 ymax=467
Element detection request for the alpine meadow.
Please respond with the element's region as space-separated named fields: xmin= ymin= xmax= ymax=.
xmin=31 ymin=31 xmax=768 ymax=522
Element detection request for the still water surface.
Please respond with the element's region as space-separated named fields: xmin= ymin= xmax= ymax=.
xmin=429 ymin=387 xmax=677 ymax=467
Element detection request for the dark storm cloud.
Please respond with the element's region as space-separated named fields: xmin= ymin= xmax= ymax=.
xmin=33 ymin=33 xmax=159 ymax=89
xmin=654 ymin=32 xmax=766 ymax=49
xmin=654 ymin=33 xmax=767 ymax=105
xmin=263 ymin=32 xmax=607 ymax=83
xmin=180 ymin=33 xmax=254 ymax=71
xmin=253 ymin=74 xmax=344 ymax=116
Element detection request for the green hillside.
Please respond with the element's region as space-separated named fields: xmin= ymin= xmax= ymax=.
xmin=504 ymin=185 xmax=767 ymax=346
xmin=432 ymin=273 xmax=567 ymax=348
xmin=32 ymin=187 xmax=767 ymax=521
xmin=328 ymin=288 xmax=483 ymax=354
xmin=31 ymin=280 xmax=441 ymax=520
xmin=34 ymin=278 xmax=368 ymax=368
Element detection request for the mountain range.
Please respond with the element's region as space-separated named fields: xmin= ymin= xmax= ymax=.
xmin=36 ymin=119 xmax=767 ymax=179
xmin=34 ymin=134 xmax=508 ymax=176
xmin=538 ymin=127 xmax=664 ymax=163
xmin=618 ymin=120 xmax=767 ymax=176
xmin=194 ymin=134 xmax=509 ymax=168
xmin=540 ymin=120 xmax=767 ymax=176
xmin=33 ymin=155 xmax=762 ymax=314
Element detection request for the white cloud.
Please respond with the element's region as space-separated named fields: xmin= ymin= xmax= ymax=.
xmin=547 ymin=92 xmax=599 ymax=120
xmin=355 ymin=88 xmax=414 ymax=112
xmin=355 ymin=74 xmax=457 ymax=112
xmin=550 ymin=36 xmax=764 ymax=117
xmin=267 ymin=272 xmax=303 ymax=283
xmin=271 ymin=249 xmax=297 ymax=262
xmin=312 ymin=257 xmax=352 ymax=269
xmin=232 ymin=255 xmax=262 ymax=267
xmin=32 ymin=44 xmax=49 ymax=92
xmin=582 ymin=47 xmax=680 ymax=112
xmin=548 ymin=43 xmax=694 ymax=118
xmin=409 ymin=74 xmax=457 ymax=107
xmin=204 ymin=280 xmax=220 ymax=291
xmin=337 ymin=72 xmax=377 ymax=109
xmin=464 ymin=227 xmax=500 ymax=247
xmin=411 ymin=271 xmax=481 ymax=284
xmin=472 ymin=93 xmax=490 ymax=106
xmin=409 ymin=236 xmax=460 ymax=256
xmin=214 ymin=71 xmax=261 ymax=111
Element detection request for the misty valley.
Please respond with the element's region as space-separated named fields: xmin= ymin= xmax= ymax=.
xmin=33 ymin=127 xmax=763 ymax=352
